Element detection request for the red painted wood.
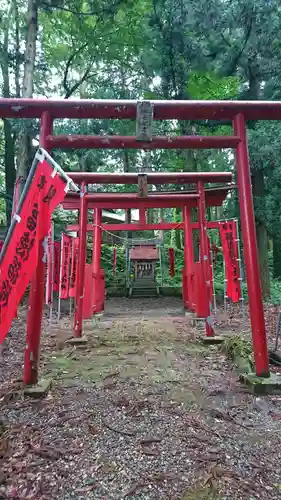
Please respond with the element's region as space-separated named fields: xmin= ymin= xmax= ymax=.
xmin=1 ymin=98 xmax=281 ymax=121
xmin=47 ymin=134 xmax=240 ymax=150
xmin=73 ymin=183 xmax=88 ymax=337
xmin=24 ymin=112 xmax=53 ymax=386
xmin=82 ymin=264 xmax=93 ymax=319
xmin=66 ymin=221 xmax=225 ymax=232
xmin=233 ymin=113 xmax=269 ymax=376
xmin=65 ymin=172 xmax=233 ymax=184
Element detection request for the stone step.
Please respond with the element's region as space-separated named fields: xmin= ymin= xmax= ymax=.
xmin=131 ymin=287 xmax=159 ymax=298
xmin=133 ymin=280 xmax=156 ymax=287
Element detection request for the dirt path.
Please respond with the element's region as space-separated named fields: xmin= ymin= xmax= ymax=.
xmin=1 ymin=298 xmax=281 ymax=499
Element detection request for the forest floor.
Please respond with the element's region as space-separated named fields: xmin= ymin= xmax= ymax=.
xmin=1 ymin=297 xmax=281 ymax=500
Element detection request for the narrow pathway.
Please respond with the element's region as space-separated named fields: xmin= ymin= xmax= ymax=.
xmin=0 ymin=299 xmax=281 ymax=499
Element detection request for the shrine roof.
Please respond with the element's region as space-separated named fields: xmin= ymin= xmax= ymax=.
xmin=130 ymin=246 xmax=159 ymax=261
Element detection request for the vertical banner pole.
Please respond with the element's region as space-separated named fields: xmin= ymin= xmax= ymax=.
xmin=220 ymin=221 xmax=228 ymax=314
xmin=183 ymin=206 xmax=194 ymax=310
xmin=57 ymin=234 xmax=64 ymax=322
xmin=24 ymin=112 xmax=53 ymax=386
xmin=233 ymin=113 xmax=269 ymax=377
xmin=197 ymin=181 xmax=214 ymax=337
xmin=223 ymin=257 xmax=227 ymax=314
xmin=235 ymin=218 xmax=245 ymax=323
xmin=92 ymin=207 xmax=102 ymax=314
xmin=73 ymin=182 xmax=87 ymax=337
xmin=49 ymin=222 xmax=55 ymax=325
xmin=209 ymin=245 xmax=217 ymax=315
xmin=24 ymin=198 xmax=48 ymax=385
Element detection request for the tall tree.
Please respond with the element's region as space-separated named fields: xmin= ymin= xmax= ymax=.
xmin=0 ymin=2 xmax=16 ymax=225
xmin=17 ymin=0 xmax=38 ymax=195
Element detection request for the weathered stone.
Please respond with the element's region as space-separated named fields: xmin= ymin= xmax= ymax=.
xmin=240 ymin=372 xmax=281 ymax=395
xmin=65 ymin=336 xmax=88 ymax=345
xmin=24 ymin=378 xmax=52 ymax=398
xmin=201 ymin=336 xmax=225 ymax=345
xmin=233 ymin=355 xmax=253 ymax=374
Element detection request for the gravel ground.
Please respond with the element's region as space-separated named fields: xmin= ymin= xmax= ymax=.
xmin=1 ymin=297 xmax=281 ymax=500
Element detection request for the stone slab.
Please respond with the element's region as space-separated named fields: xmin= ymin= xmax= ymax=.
xmin=24 ymin=378 xmax=52 ymax=398
xmin=184 ymin=311 xmax=195 ymax=317
xmin=201 ymin=336 xmax=225 ymax=345
xmin=240 ymin=372 xmax=281 ymax=395
xmin=65 ymin=336 xmax=88 ymax=345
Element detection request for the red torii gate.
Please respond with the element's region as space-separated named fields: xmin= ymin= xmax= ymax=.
xmin=63 ymin=183 xmax=231 ymax=327
xmin=64 ymin=188 xmax=232 ymax=318
xmin=0 ymin=98 xmax=273 ymax=380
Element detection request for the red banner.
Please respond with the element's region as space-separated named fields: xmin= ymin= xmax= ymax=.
xmin=113 ymin=247 xmax=117 ymax=276
xmin=69 ymin=237 xmax=79 ymax=298
xmin=0 ymin=159 xmax=68 ymax=342
xmin=207 ymin=237 xmax=214 ymax=302
xmin=219 ymin=221 xmax=241 ymax=303
xmin=168 ymin=247 xmax=175 ymax=278
xmin=59 ymin=234 xmax=71 ymax=299
xmin=0 ymin=241 xmax=3 ymax=253
xmin=53 ymin=241 xmax=60 ymax=292
xmin=207 ymin=237 xmax=212 ymax=275
xmin=46 ymin=226 xmax=52 ymax=305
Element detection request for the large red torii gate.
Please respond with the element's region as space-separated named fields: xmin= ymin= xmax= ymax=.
xmin=0 ymin=98 xmax=273 ymax=379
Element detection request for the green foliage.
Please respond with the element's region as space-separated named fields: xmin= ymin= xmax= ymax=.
xmin=265 ymin=279 xmax=281 ymax=306
xmin=188 ymin=71 xmax=240 ymax=100
xmin=221 ymin=335 xmax=252 ymax=360
xmin=101 ymin=244 xmax=126 ymax=285
xmin=1 ymin=0 xmax=281 ymax=301
xmin=220 ymin=335 xmax=254 ymax=374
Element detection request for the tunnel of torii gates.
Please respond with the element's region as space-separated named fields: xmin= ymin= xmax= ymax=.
xmin=63 ymin=184 xmax=232 ymax=322
xmin=2 ymin=99 xmax=281 ymax=381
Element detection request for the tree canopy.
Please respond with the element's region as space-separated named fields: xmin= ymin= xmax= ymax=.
xmin=1 ymin=0 xmax=281 ymax=296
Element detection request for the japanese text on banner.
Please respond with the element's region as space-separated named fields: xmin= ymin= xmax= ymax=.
xmin=46 ymin=225 xmax=53 ymax=305
xmin=0 ymin=160 xmax=68 ymax=343
xmin=69 ymin=237 xmax=79 ymax=298
xmin=60 ymin=234 xmax=72 ymax=299
xmin=53 ymin=241 xmax=61 ymax=292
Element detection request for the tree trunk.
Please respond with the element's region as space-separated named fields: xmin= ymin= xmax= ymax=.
xmin=252 ymin=168 xmax=270 ymax=298
xmin=273 ymin=231 xmax=281 ymax=279
xmin=17 ymin=0 xmax=38 ymax=194
xmin=4 ymin=120 xmax=16 ymax=225
xmin=13 ymin=0 xmax=21 ymax=97
xmin=0 ymin=2 xmax=16 ymax=225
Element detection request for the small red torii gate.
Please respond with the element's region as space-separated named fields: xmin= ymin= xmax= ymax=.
xmin=0 ymin=98 xmax=273 ymax=380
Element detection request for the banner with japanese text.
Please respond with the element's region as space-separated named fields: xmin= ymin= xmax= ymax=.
xmin=0 ymin=159 xmax=68 ymax=343
xmin=53 ymin=241 xmax=60 ymax=292
xmin=207 ymin=236 xmax=214 ymax=303
xmin=59 ymin=234 xmax=71 ymax=299
xmin=45 ymin=224 xmax=54 ymax=305
xmin=219 ymin=221 xmax=241 ymax=303
xmin=69 ymin=237 xmax=79 ymax=298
